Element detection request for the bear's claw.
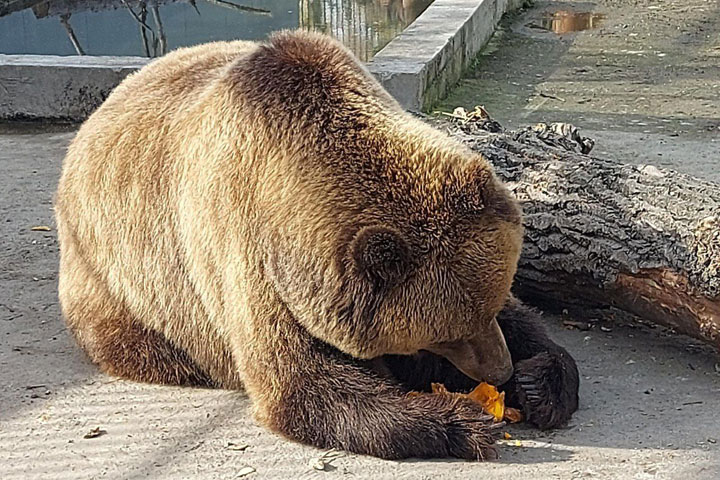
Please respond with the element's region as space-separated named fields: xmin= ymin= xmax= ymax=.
xmin=443 ymin=398 xmax=504 ymax=460
xmin=512 ymin=351 xmax=579 ymax=430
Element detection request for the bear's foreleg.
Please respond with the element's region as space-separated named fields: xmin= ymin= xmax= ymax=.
xmin=237 ymin=290 xmax=502 ymax=460
xmin=381 ymin=296 xmax=579 ymax=430
xmin=495 ymin=296 xmax=579 ymax=429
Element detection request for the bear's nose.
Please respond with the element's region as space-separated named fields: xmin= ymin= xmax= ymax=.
xmin=482 ymin=360 xmax=514 ymax=385
xmin=428 ymin=319 xmax=513 ymax=385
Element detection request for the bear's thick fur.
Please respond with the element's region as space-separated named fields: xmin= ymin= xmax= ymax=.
xmin=55 ymin=31 xmax=578 ymax=460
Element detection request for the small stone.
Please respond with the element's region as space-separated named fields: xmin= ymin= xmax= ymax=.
xmin=83 ymin=427 xmax=107 ymax=439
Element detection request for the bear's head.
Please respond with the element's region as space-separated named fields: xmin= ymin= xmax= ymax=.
xmin=342 ymin=162 xmax=523 ymax=386
xmin=235 ymin=31 xmax=523 ymax=385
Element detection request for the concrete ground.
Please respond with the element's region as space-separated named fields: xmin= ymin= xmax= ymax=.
xmin=2 ymin=0 xmax=720 ymax=478
xmin=1 ymin=123 xmax=720 ymax=480
xmin=439 ymin=0 xmax=720 ymax=182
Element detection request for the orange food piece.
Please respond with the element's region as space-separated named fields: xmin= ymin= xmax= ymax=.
xmin=430 ymin=383 xmax=450 ymax=395
xmin=504 ymin=407 xmax=523 ymax=423
xmin=467 ymin=382 xmax=505 ymax=422
xmin=426 ymin=382 xmax=524 ymax=423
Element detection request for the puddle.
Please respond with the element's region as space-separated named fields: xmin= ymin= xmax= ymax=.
xmin=527 ymin=10 xmax=605 ymax=34
xmin=0 ymin=0 xmax=433 ymax=61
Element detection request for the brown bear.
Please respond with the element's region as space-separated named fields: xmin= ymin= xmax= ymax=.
xmin=55 ymin=30 xmax=578 ymax=460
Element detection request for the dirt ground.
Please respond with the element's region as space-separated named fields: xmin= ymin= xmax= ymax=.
xmin=2 ymin=0 xmax=720 ymax=478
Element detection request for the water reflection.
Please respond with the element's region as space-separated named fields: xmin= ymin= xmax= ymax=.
xmin=528 ymin=10 xmax=605 ymax=34
xmin=300 ymin=0 xmax=432 ymax=61
xmin=0 ymin=0 xmax=433 ymax=60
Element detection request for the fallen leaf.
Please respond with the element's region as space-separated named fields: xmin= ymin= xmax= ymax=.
xmin=563 ymin=320 xmax=591 ymax=331
xmin=309 ymin=449 xmax=344 ymax=471
xmin=185 ymin=442 xmax=203 ymax=452
xmin=504 ymin=432 xmax=512 ymax=439
xmin=227 ymin=442 xmax=249 ymax=451
xmin=30 ymin=226 xmax=51 ymax=231
xmin=83 ymin=427 xmax=106 ymax=439
xmin=236 ymin=466 xmax=255 ymax=477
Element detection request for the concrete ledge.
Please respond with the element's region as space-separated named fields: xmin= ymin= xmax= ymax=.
xmin=0 ymin=55 xmax=148 ymax=122
xmin=0 ymin=0 xmax=520 ymax=121
xmin=368 ymin=0 xmax=523 ymax=112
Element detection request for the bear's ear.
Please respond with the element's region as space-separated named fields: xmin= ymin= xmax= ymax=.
xmin=352 ymin=226 xmax=411 ymax=287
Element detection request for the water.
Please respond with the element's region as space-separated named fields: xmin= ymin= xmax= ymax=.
xmin=0 ymin=0 xmax=433 ymax=61
xmin=528 ymin=10 xmax=605 ymax=34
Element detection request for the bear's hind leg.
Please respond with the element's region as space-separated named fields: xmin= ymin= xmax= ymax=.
xmin=59 ymin=239 xmax=213 ymax=387
xmin=88 ymin=313 xmax=215 ymax=387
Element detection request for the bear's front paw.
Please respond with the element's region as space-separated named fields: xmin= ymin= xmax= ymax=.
xmin=512 ymin=351 xmax=579 ymax=430
xmin=440 ymin=398 xmax=504 ymax=460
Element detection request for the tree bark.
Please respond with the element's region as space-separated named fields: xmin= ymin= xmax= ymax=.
xmin=444 ymin=116 xmax=720 ymax=349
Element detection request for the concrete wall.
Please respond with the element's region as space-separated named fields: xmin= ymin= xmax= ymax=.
xmin=0 ymin=0 xmax=522 ymax=121
xmin=0 ymin=55 xmax=147 ymax=121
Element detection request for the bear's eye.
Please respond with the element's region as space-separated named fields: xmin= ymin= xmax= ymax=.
xmin=352 ymin=226 xmax=411 ymax=287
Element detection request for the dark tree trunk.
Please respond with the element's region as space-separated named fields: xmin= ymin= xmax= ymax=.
xmin=444 ymin=116 xmax=720 ymax=349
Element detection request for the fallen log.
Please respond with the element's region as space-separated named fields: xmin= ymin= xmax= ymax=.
xmin=440 ymin=110 xmax=720 ymax=349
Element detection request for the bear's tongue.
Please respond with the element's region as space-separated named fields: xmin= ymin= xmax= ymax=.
xmin=428 ymin=320 xmax=513 ymax=385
